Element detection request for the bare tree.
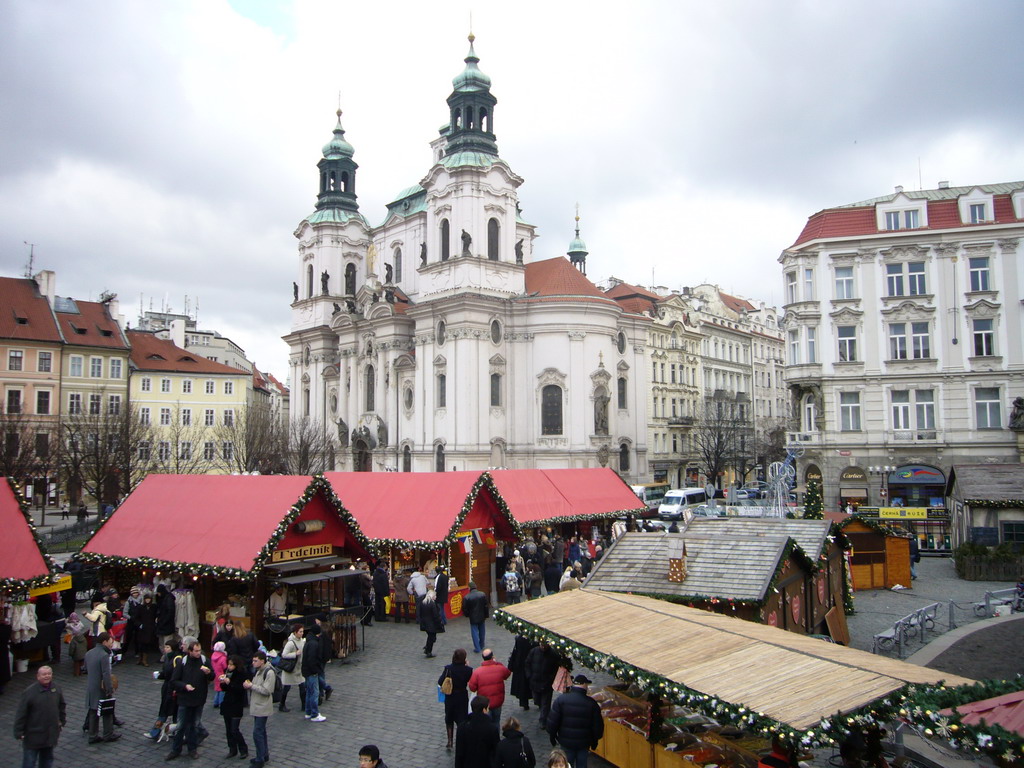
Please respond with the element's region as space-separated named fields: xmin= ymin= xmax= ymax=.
xmin=60 ymin=396 xmax=153 ymax=508
xmin=286 ymin=416 xmax=335 ymax=475
xmin=691 ymin=397 xmax=752 ymax=488
xmin=212 ymin=404 xmax=288 ymax=474
xmin=0 ymin=406 xmax=58 ymax=506
xmin=148 ymin=404 xmax=214 ymax=475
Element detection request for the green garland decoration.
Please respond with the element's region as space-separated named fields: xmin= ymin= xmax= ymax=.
xmin=518 ymin=505 xmax=648 ymax=528
xmin=494 ymin=609 xmax=1024 ymax=762
xmin=837 ymin=515 xmax=908 ymax=538
xmin=1 ymin=477 xmax=61 ymax=592
xmin=963 ymin=499 xmax=1024 ymax=508
xmin=76 ymin=476 xmax=377 ymax=580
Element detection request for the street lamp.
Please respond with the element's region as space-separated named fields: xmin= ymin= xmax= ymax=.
xmin=868 ymin=465 xmax=894 ymax=505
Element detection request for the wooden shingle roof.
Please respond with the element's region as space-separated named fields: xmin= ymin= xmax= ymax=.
xmin=585 ymin=531 xmax=792 ymax=602
xmin=685 ymin=517 xmax=833 ymax=559
xmin=948 ymin=464 xmax=1024 ymax=504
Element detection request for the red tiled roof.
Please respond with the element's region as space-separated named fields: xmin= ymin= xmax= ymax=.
xmin=0 ymin=277 xmax=62 ymax=343
xmin=792 ymin=193 xmax=1023 ymax=247
xmin=613 ymin=296 xmax=655 ymax=315
xmin=265 ymin=371 xmax=289 ymax=395
xmin=605 ymin=282 xmax=662 ymax=301
xmin=127 ymin=330 xmax=246 ymax=375
xmin=719 ymin=291 xmax=756 ymax=313
xmin=525 ymin=257 xmax=609 ymax=299
xmin=55 ymin=299 xmax=128 ymax=350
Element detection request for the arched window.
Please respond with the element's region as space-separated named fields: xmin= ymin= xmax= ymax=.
xmin=441 ymin=220 xmax=450 ymax=261
xmin=490 ymin=373 xmax=501 ymax=407
xmin=394 ymin=248 xmax=402 ymax=283
xmin=453 ymin=108 xmax=461 ymax=130
xmin=619 ymin=443 xmax=630 ymax=472
xmin=466 ymin=107 xmax=474 ymax=130
xmin=306 ymin=265 xmax=314 ymax=298
xmin=480 ymin=107 xmax=490 ymax=132
xmin=541 ymin=385 xmax=562 ymax=435
xmin=320 ymin=172 xmax=326 ymax=193
xmin=345 ymin=263 xmax=356 ymax=295
xmin=341 ymin=171 xmax=350 ymax=193
xmin=328 ymin=171 xmax=336 ymax=191
xmin=365 ymin=365 xmax=375 ymax=412
xmin=803 ymin=394 xmax=816 ymax=432
xmin=617 ymin=377 xmax=627 ymax=409
xmin=435 ymin=444 xmax=445 ymax=472
xmin=303 ymin=388 xmax=310 ymax=417
xmin=487 ymin=218 xmax=500 ymax=261
xmin=402 ymin=445 xmax=411 ymax=472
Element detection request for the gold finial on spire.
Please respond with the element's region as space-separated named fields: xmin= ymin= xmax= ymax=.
xmin=575 ymin=203 xmax=581 ymax=235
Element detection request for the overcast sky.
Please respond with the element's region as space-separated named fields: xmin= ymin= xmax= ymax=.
xmin=2 ymin=1 xmax=1022 ymax=381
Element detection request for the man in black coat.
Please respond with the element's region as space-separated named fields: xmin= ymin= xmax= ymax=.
xmin=434 ymin=565 xmax=450 ymax=626
xmin=154 ymin=584 xmax=176 ymax=649
xmin=461 ymin=580 xmax=490 ymax=654
xmin=166 ymin=640 xmax=214 ymax=760
xmin=548 ymin=674 xmax=603 ymax=768
xmin=313 ymin=615 xmax=334 ymax=704
xmin=454 ymin=695 xmax=499 ymax=768
xmin=15 ymin=665 xmax=66 ymax=767
xmin=372 ymin=563 xmax=391 ymax=622
xmin=525 ymin=640 xmax=562 ymax=729
xmin=301 ymin=623 xmax=325 ymax=721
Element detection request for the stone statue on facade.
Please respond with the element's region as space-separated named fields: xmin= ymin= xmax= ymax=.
xmin=596 ymin=444 xmax=610 ymax=468
xmin=594 ymin=392 xmax=610 ymax=435
xmin=321 ymin=270 xmax=330 ymax=294
xmin=292 ymin=281 xmax=299 ymax=301
xmin=461 ymin=229 xmax=472 ymax=255
xmin=337 ymin=418 xmax=349 ymax=448
xmin=1010 ymin=397 xmax=1024 ymax=430
xmin=515 ymin=239 xmax=524 ymax=265
xmin=376 ymin=417 xmax=388 ymax=448
xmin=385 ymin=263 xmax=393 ymax=284
xmin=420 ymin=242 xmax=427 ymax=266
xmin=332 ymin=302 xmax=341 ymax=315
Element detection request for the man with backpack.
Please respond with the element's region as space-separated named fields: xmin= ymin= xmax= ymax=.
xmin=502 ymin=563 xmax=522 ymax=605
xmin=244 ymin=650 xmax=277 ymax=768
xmin=166 ymin=640 xmax=214 ymax=760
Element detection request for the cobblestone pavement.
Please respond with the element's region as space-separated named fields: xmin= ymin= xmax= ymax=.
xmin=2 ymin=556 xmax=1016 ymax=768
xmin=0 ymin=612 xmax=618 ymax=768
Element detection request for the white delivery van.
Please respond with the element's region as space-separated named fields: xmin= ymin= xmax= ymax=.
xmin=630 ymin=483 xmax=670 ymax=514
xmin=658 ymin=488 xmax=709 ymax=520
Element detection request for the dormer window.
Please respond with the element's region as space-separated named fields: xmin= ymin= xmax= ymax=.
xmin=969 ymin=203 xmax=987 ymax=223
xmin=957 ymin=187 xmax=994 ymax=225
xmin=885 ymin=209 xmax=919 ymax=230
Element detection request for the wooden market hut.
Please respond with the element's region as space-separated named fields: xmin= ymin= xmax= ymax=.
xmin=585 ymin=531 xmax=830 ymax=634
xmin=498 ymin=590 xmax=975 ymax=761
xmin=77 ymin=474 xmax=375 ymax=649
xmin=836 ymin=515 xmax=912 ymax=590
xmin=683 ymin=517 xmax=851 ymax=633
xmin=489 ymin=467 xmax=647 ymax=538
xmin=0 ymin=478 xmax=63 ymax=686
xmin=323 ymin=470 xmax=521 ymax=611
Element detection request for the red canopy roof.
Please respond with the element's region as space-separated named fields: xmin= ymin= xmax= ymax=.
xmin=490 ymin=468 xmax=646 ymax=525
xmin=0 ymin=479 xmax=55 ymax=588
xmin=79 ymin=475 xmax=372 ymax=577
xmin=942 ymin=690 xmax=1024 ymax=737
xmin=323 ymin=471 xmax=519 ymax=546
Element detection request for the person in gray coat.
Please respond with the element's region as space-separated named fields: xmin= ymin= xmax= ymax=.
xmin=14 ymin=665 xmax=66 ymax=768
xmin=84 ymin=632 xmax=119 ymax=744
xmin=244 ymin=650 xmax=276 ymax=768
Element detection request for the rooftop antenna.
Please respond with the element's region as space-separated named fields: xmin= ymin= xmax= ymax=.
xmin=22 ymin=242 xmax=35 ymax=278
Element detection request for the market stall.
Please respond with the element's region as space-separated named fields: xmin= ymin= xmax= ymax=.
xmin=0 ymin=478 xmax=63 ymax=686
xmin=324 ymin=470 xmax=521 ymax=615
xmin=496 ymin=589 xmax=978 ymax=768
xmin=76 ymin=474 xmax=375 ymax=654
xmin=836 ymin=516 xmax=912 ymax=590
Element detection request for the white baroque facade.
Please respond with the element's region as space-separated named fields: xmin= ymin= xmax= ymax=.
xmin=780 ymin=181 xmax=1024 ymax=519
xmin=282 ymin=37 xmax=650 ymax=478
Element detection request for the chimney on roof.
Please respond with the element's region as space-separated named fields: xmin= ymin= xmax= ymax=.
xmin=894 ymin=185 xmax=904 ymax=194
xmin=33 ymin=270 xmax=56 ymax=305
xmin=938 ymin=180 xmax=950 ymax=189
xmin=607 ymin=276 xmax=623 ymax=289
xmin=169 ymin=318 xmax=186 ymax=348
xmin=667 ymin=539 xmax=688 ymax=583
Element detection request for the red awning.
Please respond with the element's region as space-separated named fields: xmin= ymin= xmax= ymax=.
xmin=943 ymin=690 xmax=1024 ymax=737
xmin=0 ymin=479 xmax=55 ymax=588
xmin=490 ymin=468 xmax=646 ymax=525
xmin=323 ymin=471 xmax=518 ymax=545
xmin=80 ymin=475 xmax=371 ymax=576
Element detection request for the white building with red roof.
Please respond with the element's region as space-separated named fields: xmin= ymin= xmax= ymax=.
xmin=780 ymin=181 xmax=1024 ymax=546
xmin=283 ymin=36 xmax=650 ymax=478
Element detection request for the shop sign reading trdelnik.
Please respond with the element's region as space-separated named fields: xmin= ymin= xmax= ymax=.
xmin=271 ymin=543 xmax=336 ymax=563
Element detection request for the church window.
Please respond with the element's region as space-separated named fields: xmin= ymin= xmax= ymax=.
xmin=617 ymin=377 xmax=627 ymax=409
xmin=306 ymin=265 xmax=314 ymax=298
xmin=403 ymin=445 xmax=412 ymax=472
xmin=619 ymin=443 xmax=630 ymax=472
xmin=437 ymin=321 xmax=447 ymax=346
xmin=453 ymin=108 xmax=461 ymax=130
xmin=303 ymin=388 xmax=310 ymax=417
xmin=466 ymin=106 xmax=474 ymax=130
xmin=394 ymin=248 xmax=402 ymax=282
xmin=490 ymin=373 xmax=502 ymax=407
xmin=437 ymin=373 xmax=447 ymax=408
xmin=480 ymin=107 xmax=490 ymax=132
xmin=328 ymin=171 xmax=337 ymax=191
xmin=435 ymin=444 xmax=445 ymax=472
xmin=441 ymin=220 xmax=450 ymax=261
xmin=541 ymin=385 xmax=562 ymax=435
xmin=490 ymin=320 xmax=502 ymax=344
xmin=365 ymin=365 xmax=375 ymax=412
xmin=487 ymin=218 xmax=500 ymax=261
xmin=617 ymin=332 xmax=626 ymax=354
xmin=341 ymin=171 xmax=350 ymax=193
xmin=404 ymin=386 xmax=414 ymax=411
xmin=345 ymin=263 xmax=356 ymax=295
